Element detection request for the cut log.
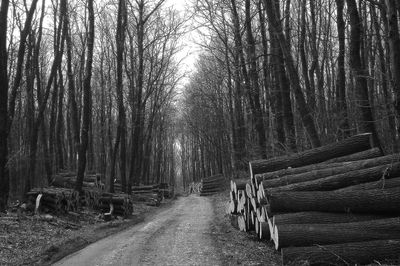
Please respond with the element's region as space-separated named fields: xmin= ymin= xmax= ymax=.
xmin=238 ymin=215 xmax=246 ymax=232
xmin=281 ymin=239 xmax=400 ymax=266
xmin=274 ymin=217 xmax=400 ymax=249
xmin=255 ymin=219 xmax=259 ymax=234
xmin=323 ymin=147 xmax=383 ymax=163
xmin=254 ymin=148 xmax=383 ymax=188
xmin=201 ymin=182 xmax=224 ymax=190
xmin=335 ymin=176 xmax=400 ymax=192
xmin=245 ymin=183 xmax=254 ymax=198
xmin=230 ymin=214 xmax=239 ymax=230
xmin=259 ymin=221 xmax=270 ymax=240
xmin=131 ymin=184 xmax=160 ymax=191
xmin=249 ymin=133 xmax=372 ymax=177
xmin=266 ymin=162 xmax=400 ymax=193
xmin=234 ymin=180 xmax=247 ymax=193
xmin=202 ymin=174 xmax=223 ymax=182
xmin=260 ymin=154 xmax=400 ymax=189
xmin=268 ymin=187 xmax=400 ymax=214
xmin=200 ymin=186 xmax=224 ymax=193
xmin=228 ymin=199 xmax=238 ymax=214
xmin=273 ymin=211 xmax=390 ymax=226
xmin=200 ymin=191 xmax=220 ymax=196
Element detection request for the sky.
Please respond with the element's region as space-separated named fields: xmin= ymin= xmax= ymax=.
xmin=165 ymin=0 xmax=200 ymax=85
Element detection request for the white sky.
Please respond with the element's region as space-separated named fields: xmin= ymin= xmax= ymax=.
xmin=165 ymin=0 xmax=200 ymax=86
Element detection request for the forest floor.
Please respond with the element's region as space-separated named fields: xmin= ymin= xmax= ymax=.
xmin=0 ymin=200 xmax=174 ymax=265
xmin=207 ymin=191 xmax=281 ymax=265
xmin=0 ymin=189 xmax=281 ymax=266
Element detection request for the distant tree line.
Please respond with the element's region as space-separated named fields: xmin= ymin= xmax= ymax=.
xmin=0 ymin=0 xmax=184 ymax=211
xmin=180 ymin=0 xmax=400 ymax=183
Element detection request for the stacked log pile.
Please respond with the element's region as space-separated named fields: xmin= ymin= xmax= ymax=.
xmin=188 ymin=182 xmax=202 ymax=194
xmin=229 ymin=133 xmax=400 ymax=265
xmin=159 ymin=182 xmax=173 ymax=199
xmin=49 ymin=172 xmax=104 ymax=190
xmin=28 ymin=175 xmax=169 ymax=218
xmin=27 ymin=187 xmax=80 ymax=213
xmin=98 ymin=192 xmax=133 ymax=218
xmin=200 ymin=174 xmax=226 ymax=196
xmin=131 ymin=184 xmax=163 ymax=206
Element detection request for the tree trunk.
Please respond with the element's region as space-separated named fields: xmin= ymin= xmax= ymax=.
xmin=265 ymin=162 xmax=400 ymax=193
xmin=371 ymin=5 xmax=398 ymax=152
xmin=335 ymin=0 xmax=350 ymax=138
xmin=0 ymin=0 xmax=9 ymax=212
xmin=273 ymin=212 xmax=389 ymax=227
xmin=263 ymin=0 xmax=321 ymax=148
xmin=386 ymin=0 xmax=400 ymax=136
xmin=281 ymin=239 xmax=400 ymax=266
xmin=7 ymin=0 xmax=39 ymax=133
xmin=335 ymin=176 xmax=400 ymax=192
xmin=25 ymin=0 xmax=66 ymax=195
xmin=110 ymin=0 xmax=127 ymax=193
xmin=260 ymin=153 xmax=400 ymax=189
xmin=346 ymin=0 xmax=381 ymax=148
xmin=56 ymin=64 xmax=65 ymax=170
xmin=323 ymin=147 xmax=382 ymax=163
xmin=268 ymin=187 xmax=400 ymax=214
xmin=255 ymin=147 xmax=382 ymax=186
xmin=245 ymin=0 xmax=267 ymax=158
xmin=75 ymin=0 xmax=94 ymax=193
xmin=250 ymin=133 xmax=372 ymax=176
xmin=65 ymin=1 xmax=80 ymax=161
xmin=274 ymin=217 xmax=400 ymax=249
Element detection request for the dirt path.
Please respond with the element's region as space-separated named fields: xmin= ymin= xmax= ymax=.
xmin=53 ymin=195 xmax=221 ymax=265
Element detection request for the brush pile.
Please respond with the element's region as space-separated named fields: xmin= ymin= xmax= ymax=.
xmin=229 ymin=133 xmax=400 ymax=265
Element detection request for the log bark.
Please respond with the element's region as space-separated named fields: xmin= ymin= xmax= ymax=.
xmin=200 ymin=191 xmax=222 ymax=196
xmin=254 ymin=161 xmax=354 ymax=186
xmin=335 ymin=176 xmax=400 ymax=192
xmin=266 ymin=162 xmax=400 ymax=193
xmin=259 ymin=221 xmax=270 ymax=240
xmin=202 ymin=177 xmax=225 ymax=185
xmin=232 ymin=180 xmax=247 ymax=196
xmin=0 ymin=0 xmax=9 ymax=212
xmin=256 ymin=148 xmax=382 ymax=185
xmin=260 ymin=154 xmax=400 ymax=189
xmin=201 ymin=183 xmax=224 ymax=190
xmin=273 ymin=212 xmax=390 ymax=226
xmin=249 ymin=133 xmax=372 ymax=176
xmin=202 ymin=174 xmax=223 ymax=182
xmin=323 ymin=147 xmax=382 ymax=163
xmin=268 ymin=187 xmax=400 ymax=214
xmin=281 ymin=239 xmax=400 ymax=265
xmin=274 ymin=217 xmax=400 ymax=249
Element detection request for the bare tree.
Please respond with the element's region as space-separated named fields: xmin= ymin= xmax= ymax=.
xmin=75 ymin=0 xmax=95 ymax=192
xmin=0 ymin=0 xmax=10 ymax=212
xmin=263 ymin=0 xmax=321 ymax=148
xmin=110 ymin=0 xmax=128 ymax=193
xmin=346 ymin=0 xmax=380 ymax=148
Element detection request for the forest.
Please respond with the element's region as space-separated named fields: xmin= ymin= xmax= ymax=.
xmin=1 ymin=0 xmax=400 ymax=212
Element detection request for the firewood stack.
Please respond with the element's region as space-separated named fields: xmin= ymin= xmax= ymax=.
xmin=131 ymin=184 xmax=163 ymax=206
xmin=188 ymin=182 xmax=202 ymax=194
xmin=159 ymin=182 xmax=173 ymax=198
xmin=49 ymin=172 xmax=104 ymax=190
xmin=200 ymin=174 xmax=225 ymax=196
xmin=28 ymin=187 xmax=80 ymax=213
xmin=99 ymin=192 xmax=133 ymax=218
xmin=229 ymin=133 xmax=400 ymax=265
